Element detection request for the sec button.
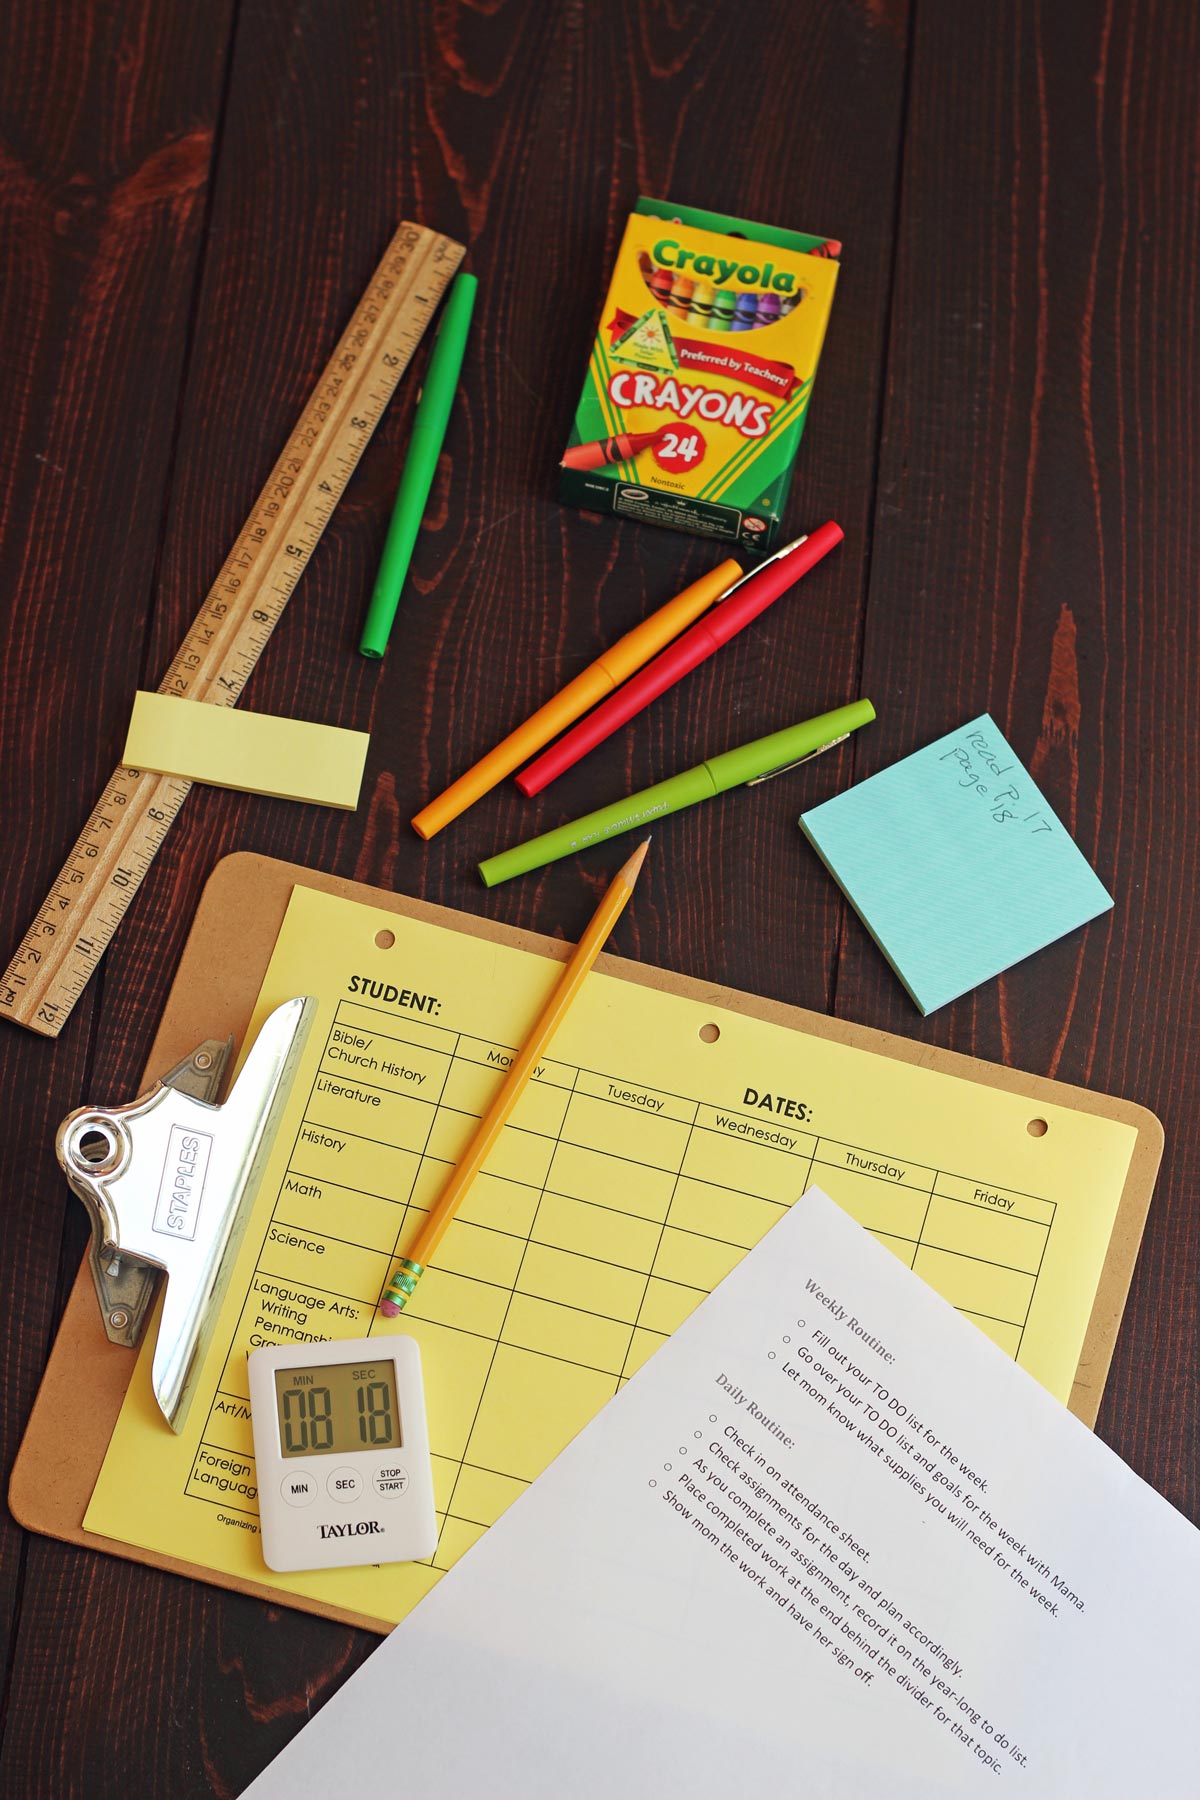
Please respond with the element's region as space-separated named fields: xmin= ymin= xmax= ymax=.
xmin=327 ymin=1467 xmax=364 ymax=1502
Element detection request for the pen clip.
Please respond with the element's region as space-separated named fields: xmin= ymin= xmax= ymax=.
xmin=714 ymin=534 xmax=809 ymax=602
xmin=745 ymin=733 xmax=850 ymax=786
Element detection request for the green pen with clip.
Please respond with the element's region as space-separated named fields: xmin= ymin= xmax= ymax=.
xmin=359 ymin=270 xmax=478 ymax=658
xmin=478 ymin=699 xmax=875 ymax=886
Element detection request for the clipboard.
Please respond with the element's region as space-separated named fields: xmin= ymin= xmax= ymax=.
xmin=10 ymin=852 xmax=1164 ymax=1634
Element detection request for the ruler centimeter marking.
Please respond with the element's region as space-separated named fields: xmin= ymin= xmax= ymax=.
xmin=1 ymin=222 xmax=465 ymax=1038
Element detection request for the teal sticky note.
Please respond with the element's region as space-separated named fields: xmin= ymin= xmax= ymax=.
xmin=799 ymin=715 xmax=1113 ymax=1014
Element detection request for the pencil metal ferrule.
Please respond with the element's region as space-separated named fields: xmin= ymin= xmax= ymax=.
xmin=384 ymin=1258 xmax=425 ymax=1313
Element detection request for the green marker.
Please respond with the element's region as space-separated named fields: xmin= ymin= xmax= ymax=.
xmin=359 ymin=271 xmax=478 ymax=658
xmin=478 ymin=701 xmax=875 ymax=886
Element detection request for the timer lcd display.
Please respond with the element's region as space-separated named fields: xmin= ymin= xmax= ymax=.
xmin=273 ymin=1358 xmax=401 ymax=1459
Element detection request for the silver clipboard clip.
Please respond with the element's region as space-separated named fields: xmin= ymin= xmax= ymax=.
xmin=745 ymin=732 xmax=851 ymax=786
xmin=56 ymin=996 xmax=315 ymax=1433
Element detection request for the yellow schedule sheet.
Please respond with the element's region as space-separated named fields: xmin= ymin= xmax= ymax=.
xmin=85 ymin=887 xmax=1137 ymax=1623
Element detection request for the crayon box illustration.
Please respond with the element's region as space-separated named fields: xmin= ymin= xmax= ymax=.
xmin=560 ymin=197 xmax=840 ymax=549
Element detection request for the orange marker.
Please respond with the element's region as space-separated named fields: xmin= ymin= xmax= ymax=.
xmin=411 ymin=558 xmax=742 ymax=838
xmin=561 ymin=425 xmax=670 ymax=471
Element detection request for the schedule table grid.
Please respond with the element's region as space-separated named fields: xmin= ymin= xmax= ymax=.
xmin=804 ymin=1136 xmax=1057 ymax=1362
xmin=436 ymin=1062 xmax=582 ymax=1561
xmin=616 ymin=1098 xmax=700 ymax=1383
xmin=187 ymin=1002 xmax=1062 ymax=1542
xmin=378 ymin=1017 xmax=462 ymax=1282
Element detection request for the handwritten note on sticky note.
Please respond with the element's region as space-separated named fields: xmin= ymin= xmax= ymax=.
xmin=800 ymin=715 xmax=1112 ymax=1013
xmin=123 ymin=691 xmax=369 ymax=810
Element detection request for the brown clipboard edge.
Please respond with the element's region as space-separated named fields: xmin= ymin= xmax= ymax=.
xmin=10 ymin=852 xmax=1164 ymax=1636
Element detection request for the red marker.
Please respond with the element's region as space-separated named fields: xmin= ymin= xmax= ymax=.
xmin=516 ymin=521 xmax=844 ymax=796
xmin=561 ymin=425 xmax=670 ymax=471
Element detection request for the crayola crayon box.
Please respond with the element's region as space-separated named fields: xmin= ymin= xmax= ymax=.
xmin=560 ymin=197 xmax=840 ymax=549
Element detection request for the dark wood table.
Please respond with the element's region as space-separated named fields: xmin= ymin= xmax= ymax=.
xmin=1 ymin=3 xmax=1195 ymax=1793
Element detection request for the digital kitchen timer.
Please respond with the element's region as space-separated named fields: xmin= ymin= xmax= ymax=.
xmin=248 ymin=1335 xmax=437 ymax=1573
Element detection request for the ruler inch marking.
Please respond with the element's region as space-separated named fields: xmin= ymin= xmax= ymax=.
xmin=1 ymin=222 xmax=464 ymax=1036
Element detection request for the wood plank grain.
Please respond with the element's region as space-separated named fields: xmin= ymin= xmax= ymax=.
xmin=844 ymin=0 xmax=1199 ymax=1511
xmin=0 ymin=0 xmax=233 ymax=1730
xmin=0 ymin=1 xmax=910 ymax=1794
xmin=81 ymin=0 xmax=912 ymax=1088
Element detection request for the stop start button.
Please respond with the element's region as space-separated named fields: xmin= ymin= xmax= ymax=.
xmin=373 ymin=1465 xmax=410 ymax=1498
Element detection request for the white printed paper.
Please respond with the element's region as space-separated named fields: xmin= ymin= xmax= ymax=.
xmin=243 ymin=1189 xmax=1199 ymax=1798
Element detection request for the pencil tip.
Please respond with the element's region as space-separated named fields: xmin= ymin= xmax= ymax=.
xmin=622 ymin=838 xmax=651 ymax=880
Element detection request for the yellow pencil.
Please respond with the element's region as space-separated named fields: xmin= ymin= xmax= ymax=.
xmin=378 ymin=840 xmax=652 ymax=1316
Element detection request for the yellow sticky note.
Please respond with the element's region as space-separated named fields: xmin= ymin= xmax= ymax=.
xmin=84 ymin=888 xmax=1138 ymax=1626
xmin=123 ymin=691 xmax=368 ymax=809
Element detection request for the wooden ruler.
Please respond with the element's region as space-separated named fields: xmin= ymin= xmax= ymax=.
xmin=1 ymin=222 xmax=464 ymax=1038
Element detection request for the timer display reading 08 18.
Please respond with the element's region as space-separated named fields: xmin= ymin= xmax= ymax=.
xmin=272 ymin=1358 xmax=401 ymax=1459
